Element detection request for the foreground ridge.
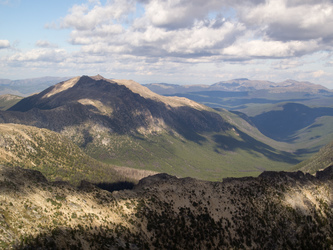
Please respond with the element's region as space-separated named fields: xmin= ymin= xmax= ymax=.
xmin=0 ymin=165 xmax=332 ymax=249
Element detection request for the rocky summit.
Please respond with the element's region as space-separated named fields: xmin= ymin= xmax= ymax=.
xmin=6 ymin=75 xmax=227 ymax=135
xmin=0 ymin=164 xmax=332 ymax=249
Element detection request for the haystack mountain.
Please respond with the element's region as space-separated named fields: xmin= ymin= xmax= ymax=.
xmin=7 ymin=75 xmax=227 ymax=136
xmin=0 ymin=75 xmax=301 ymax=180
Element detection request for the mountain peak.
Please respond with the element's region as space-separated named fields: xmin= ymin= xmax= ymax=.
xmin=42 ymin=76 xmax=81 ymax=99
xmin=6 ymin=75 xmax=228 ymax=136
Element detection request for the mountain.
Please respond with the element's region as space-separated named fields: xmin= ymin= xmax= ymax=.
xmin=145 ymin=78 xmax=332 ymax=95
xmin=145 ymin=82 xmax=210 ymax=95
xmin=145 ymin=79 xmax=333 ymax=112
xmin=0 ymin=94 xmax=23 ymax=110
xmin=0 ymin=123 xmax=154 ymax=185
xmin=146 ymin=79 xmax=333 ymax=160
xmin=210 ymin=78 xmax=331 ymax=93
xmin=0 ymin=76 xmax=71 ymax=96
xmin=6 ymin=75 xmax=226 ymax=139
xmin=0 ymin=75 xmax=300 ymax=180
xmin=0 ymin=164 xmax=332 ymax=249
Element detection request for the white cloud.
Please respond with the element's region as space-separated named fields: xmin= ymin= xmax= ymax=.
xmin=57 ymin=0 xmax=333 ymax=64
xmin=0 ymin=40 xmax=10 ymax=49
xmin=144 ymin=0 xmax=226 ymax=29
xmin=223 ymin=38 xmax=322 ymax=59
xmin=240 ymin=0 xmax=333 ymax=43
xmin=61 ymin=0 xmax=135 ymax=30
xmin=2 ymin=0 xmax=333 ymax=88
xmin=35 ymin=40 xmax=58 ymax=48
xmin=7 ymin=48 xmax=67 ymax=63
xmin=272 ymin=59 xmax=303 ymax=70
xmin=312 ymin=69 xmax=326 ymax=78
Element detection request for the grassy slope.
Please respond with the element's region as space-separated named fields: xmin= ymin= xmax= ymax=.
xmin=161 ymin=89 xmax=333 ymax=170
xmin=85 ymin=128 xmax=298 ymax=181
xmin=0 ymin=123 xmax=153 ymax=185
xmin=292 ymin=140 xmax=333 ymax=174
xmin=0 ymin=94 xmax=23 ymax=110
xmin=234 ymin=102 xmax=333 ymax=160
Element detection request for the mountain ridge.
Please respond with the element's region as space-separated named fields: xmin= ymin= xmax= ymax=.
xmin=0 ymin=75 xmax=300 ymax=180
xmin=145 ymin=79 xmax=332 ymax=95
xmin=0 ymin=164 xmax=332 ymax=249
xmin=7 ymin=75 xmax=226 ymax=135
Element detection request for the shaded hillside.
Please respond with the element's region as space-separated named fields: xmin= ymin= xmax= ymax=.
xmin=0 ymin=165 xmax=333 ymax=249
xmin=293 ymin=140 xmax=333 ymax=174
xmin=146 ymin=81 xmax=333 ymax=155
xmin=164 ymin=90 xmax=321 ymax=110
xmin=8 ymin=75 xmax=226 ymax=137
xmin=249 ymin=103 xmax=333 ymax=142
xmin=0 ymin=75 xmax=302 ymax=180
xmin=0 ymin=94 xmax=22 ymax=110
xmin=0 ymin=123 xmax=153 ymax=185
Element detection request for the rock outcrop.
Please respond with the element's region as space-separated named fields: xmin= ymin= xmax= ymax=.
xmin=0 ymin=165 xmax=332 ymax=249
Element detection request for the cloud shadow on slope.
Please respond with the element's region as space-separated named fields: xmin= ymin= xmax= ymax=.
xmin=249 ymin=103 xmax=333 ymax=142
xmin=213 ymin=129 xmax=300 ymax=164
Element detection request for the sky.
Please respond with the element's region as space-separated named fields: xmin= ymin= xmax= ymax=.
xmin=1 ymin=0 xmax=333 ymax=88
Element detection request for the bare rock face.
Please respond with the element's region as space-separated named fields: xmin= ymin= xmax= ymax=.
xmin=1 ymin=165 xmax=333 ymax=249
xmin=316 ymin=165 xmax=333 ymax=180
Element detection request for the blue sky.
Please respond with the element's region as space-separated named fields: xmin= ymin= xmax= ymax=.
xmin=1 ymin=0 xmax=333 ymax=88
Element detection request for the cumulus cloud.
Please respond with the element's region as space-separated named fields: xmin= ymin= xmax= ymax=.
xmin=60 ymin=0 xmax=135 ymax=30
xmin=0 ymin=40 xmax=10 ymax=49
xmin=56 ymin=0 xmax=333 ymax=64
xmin=8 ymin=48 xmax=67 ymax=63
xmin=35 ymin=40 xmax=58 ymax=48
xmin=272 ymin=59 xmax=304 ymax=70
xmin=143 ymin=0 xmax=227 ymax=29
xmin=3 ymin=0 xmax=333 ymax=87
xmin=312 ymin=69 xmax=326 ymax=78
xmin=239 ymin=0 xmax=333 ymax=43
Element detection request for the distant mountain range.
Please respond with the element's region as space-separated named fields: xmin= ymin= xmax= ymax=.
xmin=1 ymin=76 xmax=331 ymax=97
xmin=145 ymin=78 xmax=332 ymax=95
xmin=0 ymin=76 xmax=71 ymax=96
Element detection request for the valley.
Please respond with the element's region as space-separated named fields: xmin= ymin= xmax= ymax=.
xmin=0 ymin=75 xmax=309 ymax=181
xmin=146 ymin=79 xmax=333 ymax=163
xmin=3 ymin=0 xmax=333 ymax=248
xmin=0 ymin=75 xmax=333 ymax=249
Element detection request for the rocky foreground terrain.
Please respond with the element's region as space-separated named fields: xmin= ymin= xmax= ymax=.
xmin=0 ymin=164 xmax=332 ymax=249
